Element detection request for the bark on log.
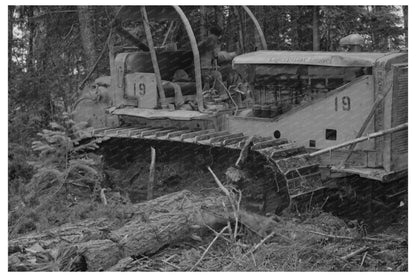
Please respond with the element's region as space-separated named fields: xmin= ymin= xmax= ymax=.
xmin=8 ymin=218 xmax=111 ymax=255
xmin=9 ymin=190 xmax=231 ymax=271
xmin=109 ymin=189 xmax=230 ymax=258
xmin=70 ymin=239 xmax=122 ymax=271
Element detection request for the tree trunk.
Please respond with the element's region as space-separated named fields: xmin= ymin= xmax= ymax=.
xmin=78 ymin=6 xmax=98 ymax=75
xmin=8 ymin=6 xmax=14 ymax=69
xmin=216 ymin=6 xmax=224 ymax=30
xmin=296 ymin=7 xmax=302 ymax=50
xmin=200 ymin=6 xmax=207 ymax=41
xmin=327 ymin=16 xmax=332 ymax=51
xmin=312 ymin=6 xmax=320 ymax=51
xmin=26 ymin=6 xmax=35 ymax=71
xmin=370 ymin=6 xmax=378 ymax=50
xmin=254 ymin=6 xmax=264 ymax=50
xmin=262 ymin=6 xmax=267 ymax=41
xmin=243 ymin=7 xmax=255 ymax=51
xmin=273 ymin=7 xmax=279 ymax=49
xmin=403 ymin=5 xmax=408 ymax=47
xmin=233 ymin=6 xmax=245 ymax=53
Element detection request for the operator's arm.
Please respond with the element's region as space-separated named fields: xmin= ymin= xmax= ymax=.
xmin=198 ymin=35 xmax=217 ymax=54
xmin=217 ymin=51 xmax=238 ymax=63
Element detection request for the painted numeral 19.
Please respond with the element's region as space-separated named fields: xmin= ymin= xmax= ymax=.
xmin=335 ymin=96 xmax=351 ymax=111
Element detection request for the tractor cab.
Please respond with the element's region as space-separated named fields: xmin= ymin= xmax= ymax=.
xmin=114 ymin=50 xmax=196 ymax=109
xmin=110 ymin=6 xmax=199 ymax=111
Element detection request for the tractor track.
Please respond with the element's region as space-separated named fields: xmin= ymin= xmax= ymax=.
xmin=86 ymin=125 xmax=323 ymax=214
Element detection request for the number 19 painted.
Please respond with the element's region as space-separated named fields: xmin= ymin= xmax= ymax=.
xmin=335 ymin=96 xmax=351 ymax=111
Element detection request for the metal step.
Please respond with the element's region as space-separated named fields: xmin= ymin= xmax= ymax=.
xmin=195 ymin=131 xmax=229 ymax=143
xmin=222 ymin=136 xmax=248 ymax=147
xmin=114 ymin=127 xmax=151 ymax=137
xmin=209 ymin=133 xmax=244 ymax=146
xmin=153 ymin=129 xmax=178 ymax=138
xmin=166 ymin=129 xmax=192 ymax=139
xmin=139 ymin=128 xmax=168 ymax=138
xmin=180 ymin=129 xmax=215 ymax=142
xmin=270 ymin=145 xmax=305 ymax=160
xmin=251 ymin=138 xmax=289 ymax=151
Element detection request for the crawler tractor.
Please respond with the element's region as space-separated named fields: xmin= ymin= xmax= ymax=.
xmin=75 ymin=6 xmax=408 ymax=220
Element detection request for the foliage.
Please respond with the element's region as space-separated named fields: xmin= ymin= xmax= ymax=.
xmin=9 ymin=114 xmax=105 ymax=235
xmin=8 ymin=143 xmax=35 ymax=200
xmin=182 ymin=6 xmax=406 ymax=52
xmin=27 ymin=113 xmax=102 ymax=200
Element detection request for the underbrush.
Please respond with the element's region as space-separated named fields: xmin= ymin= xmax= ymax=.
xmin=9 ymin=195 xmax=133 ymax=236
xmin=8 ymin=113 xmax=121 ymax=236
xmin=121 ymin=207 xmax=407 ymax=272
xmin=8 ymin=143 xmax=35 ymax=201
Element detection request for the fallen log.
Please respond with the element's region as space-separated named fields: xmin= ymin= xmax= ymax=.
xmin=102 ymin=189 xmax=231 ymax=270
xmin=9 ymin=189 xmax=232 ymax=271
xmin=9 ymin=188 xmax=364 ymax=271
xmin=9 ymin=189 xmax=199 ymax=256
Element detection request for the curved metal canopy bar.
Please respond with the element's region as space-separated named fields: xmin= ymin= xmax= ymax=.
xmin=171 ymin=5 xmax=204 ymax=112
xmin=242 ymin=6 xmax=268 ymax=50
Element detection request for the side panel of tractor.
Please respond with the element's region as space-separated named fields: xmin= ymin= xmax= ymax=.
xmin=228 ymin=76 xmax=375 ymax=150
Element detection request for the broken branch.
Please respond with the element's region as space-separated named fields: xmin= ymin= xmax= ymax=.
xmin=207 ymin=166 xmax=231 ymax=198
xmin=244 ymin=231 xmax=275 ymax=257
xmin=190 ymin=226 xmax=228 ymax=271
xmin=235 ymin=136 xmax=254 ymax=168
xmin=360 ymin=251 xmax=368 ymax=268
xmin=207 ymin=166 xmax=240 ymax=241
xmin=341 ymin=246 xmax=369 ymax=260
xmin=147 ymin=147 xmax=156 ymax=200
xmin=100 ymin=188 xmax=107 ymax=205
xmin=305 ymin=230 xmax=386 ymax=242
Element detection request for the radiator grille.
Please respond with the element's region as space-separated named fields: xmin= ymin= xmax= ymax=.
xmin=391 ymin=64 xmax=408 ymax=171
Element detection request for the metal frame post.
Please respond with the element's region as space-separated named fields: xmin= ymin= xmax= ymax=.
xmin=141 ymin=6 xmax=168 ymax=109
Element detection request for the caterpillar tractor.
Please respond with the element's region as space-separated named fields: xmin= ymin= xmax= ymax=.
xmin=75 ymin=6 xmax=408 ymax=219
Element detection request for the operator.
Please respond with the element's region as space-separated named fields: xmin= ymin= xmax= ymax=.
xmin=198 ymin=25 xmax=238 ymax=101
